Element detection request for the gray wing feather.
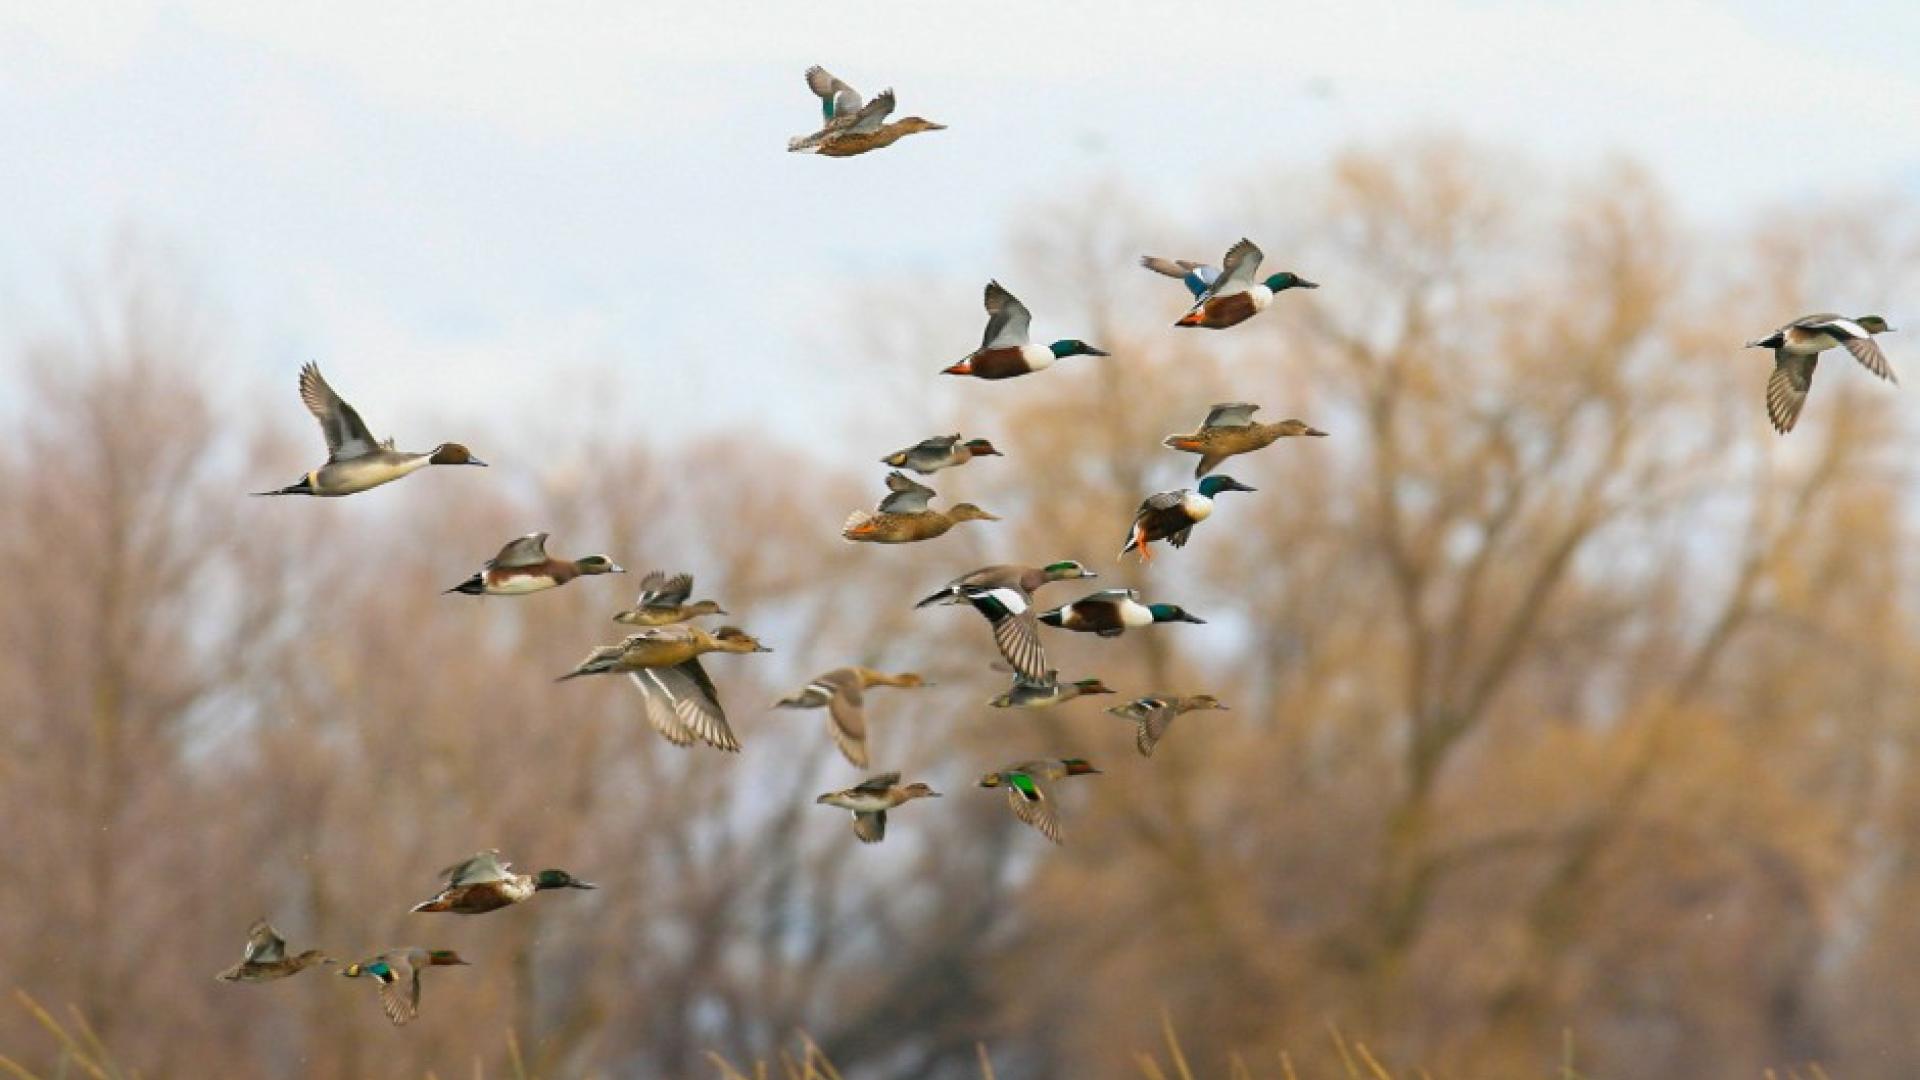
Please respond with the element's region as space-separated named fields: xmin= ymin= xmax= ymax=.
xmin=981 ymin=281 xmax=1033 ymax=349
xmin=1203 ymin=403 xmax=1260 ymax=428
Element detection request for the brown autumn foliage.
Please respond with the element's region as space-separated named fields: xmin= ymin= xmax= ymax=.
xmin=2 ymin=140 xmax=1918 ymax=1079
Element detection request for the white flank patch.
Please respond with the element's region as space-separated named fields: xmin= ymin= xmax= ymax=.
xmin=1021 ymin=343 xmax=1055 ymax=371
xmin=984 ymin=587 xmax=1027 ymax=614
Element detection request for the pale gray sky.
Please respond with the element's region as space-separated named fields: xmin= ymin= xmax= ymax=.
xmin=3 ymin=1 xmax=1917 ymax=445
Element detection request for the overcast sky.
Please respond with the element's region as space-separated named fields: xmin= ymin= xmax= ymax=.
xmin=3 ymin=1 xmax=1917 ymax=446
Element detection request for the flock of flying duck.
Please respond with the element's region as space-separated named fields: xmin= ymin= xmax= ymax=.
xmin=218 ymin=65 xmax=1900 ymax=1024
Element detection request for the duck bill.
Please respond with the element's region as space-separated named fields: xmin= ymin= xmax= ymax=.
xmin=1297 ymin=279 xmax=1320 ymax=289
xmin=1177 ymin=613 xmax=1207 ymax=624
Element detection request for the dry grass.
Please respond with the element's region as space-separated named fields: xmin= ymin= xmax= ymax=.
xmin=0 ymin=992 xmax=1842 ymax=1079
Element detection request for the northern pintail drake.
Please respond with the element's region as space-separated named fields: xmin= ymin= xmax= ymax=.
xmin=1108 ymin=694 xmax=1228 ymax=757
xmin=446 ymin=532 xmax=624 ymax=596
xmin=978 ymin=758 xmax=1101 ymax=844
xmin=941 ymin=281 xmax=1109 ymax=381
xmin=1748 ymin=314 xmax=1898 ymax=433
xmin=882 ymin=434 xmax=1003 ymax=475
xmin=613 ymin=571 xmax=728 ymax=627
xmin=988 ymin=670 xmax=1115 ymax=709
xmin=558 ymin=625 xmax=773 ymax=752
xmin=215 ymin=920 xmax=333 ymax=983
xmin=340 ymin=948 xmax=469 ymax=1026
xmin=1164 ymin=403 xmax=1327 ymax=478
xmin=1164 ymin=239 xmax=1317 ymax=329
xmin=774 ymin=667 xmax=928 ymax=768
xmin=914 ymin=561 xmax=1096 ymax=681
xmin=1120 ymin=475 xmax=1256 ymax=562
xmin=1040 ymin=588 xmax=1205 ymax=637
xmin=254 ymin=363 xmax=485 ymax=496
xmin=787 ymin=66 xmax=945 ymax=156
xmin=815 ymin=772 xmax=941 ymax=843
xmin=409 ymin=850 xmax=596 ymax=915
xmin=842 ymin=471 xmax=999 ymax=544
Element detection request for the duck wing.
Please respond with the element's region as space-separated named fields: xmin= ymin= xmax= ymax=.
xmin=438 ymin=849 xmax=511 ymax=886
xmin=852 ymin=810 xmax=887 ymax=843
xmin=842 ymin=88 xmax=896 ymax=134
xmin=878 ymin=470 xmax=936 ymax=514
xmin=1767 ymin=352 xmax=1818 ymax=434
xmin=1207 ymin=238 xmax=1264 ymax=297
xmin=298 ymin=363 xmax=381 ymax=462
xmin=1203 ymin=402 xmax=1260 ymax=429
xmin=822 ymin=674 xmax=870 ymax=768
xmin=980 ymin=280 xmax=1033 ymax=349
xmin=1003 ymin=773 xmax=1063 ymax=844
xmin=804 ymin=65 xmax=863 ymax=121
xmin=630 ymin=660 xmax=740 ymax=752
xmin=637 ymin=571 xmax=694 ymax=608
xmin=243 ymin=919 xmax=287 ymax=964
xmin=374 ymin=954 xmax=420 ymax=1026
xmin=965 ymin=586 xmax=1050 ymax=682
xmin=489 ymin=532 xmax=550 ymax=569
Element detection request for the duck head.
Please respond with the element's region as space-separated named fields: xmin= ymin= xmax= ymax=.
xmin=1276 ymin=419 xmax=1329 ymax=437
xmin=1059 ymin=758 xmax=1102 ymax=776
xmin=713 ymin=627 xmax=773 ymax=653
xmin=1186 ymin=694 xmax=1230 ymax=712
xmin=1198 ymin=475 xmax=1257 ymax=498
xmin=963 ymin=438 xmax=1002 ymax=457
xmin=1041 ymin=560 xmax=1097 ymax=582
xmin=429 ymin=443 xmax=487 ymax=467
xmin=574 ymin=555 xmax=625 ymax=576
xmin=1148 ymin=603 xmax=1205 ymax=625
xmin=534 ymin=869 xmax=597 ymax=892
xmin=1048 ymin=339 xmax=1110 ymax=359
xmin=901 ymin=782 xmax=942 ymax=800
xmin=948 ymin=503 xmax=1000 ymax=523
xmin=1072 ymin=678 xmax=1117 ymax=695
xmin=1858 ymin=316 xmax=1895 ymax=334
xmin=426 ymin=950 xmax=470 ymax=967
xmin=1263 ymin=271 xmax=1318 ymax=292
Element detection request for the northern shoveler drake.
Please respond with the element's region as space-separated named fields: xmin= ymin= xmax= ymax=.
xmin=253 ymin=363 xmax=485 ymax=496
xmin=1040 ymin=588 xmax=1205 ymax=637
xmin=557 ymin=625 xmax=773 ymax=752
xmin=215 ymin=920 xmax=333 ymax=983
xmin=1163 ymin=403 xmax=1327 ymax=478
xmin=1162 ymin=239 xmax=1317 ymax=329
xmin=409 ymin=850 xmax=596 ymax=915
xmin=842 ymin=471 xmax=999 ymax=544
xmin=815 ymin=772 xmax=941 ymax=843
xmin=912 ymin=561 xmax=1097 ymax=681
xmin=881 ymin=434 xmax=1003 ymax=475
xmin=978 ymin=758 xmax=1101 ymax=844
xmin=1120 ymin=475 xmax=1256 ymax=562
xmin=340 ymin=948 xmax=468 ymax=1027
xmin=445 ymin=532 xmax=624 ymax=596
xmin=613 ymin=571 xmax=728 ymax=627
xmin=941 ymin=281 xmax=1109 ymax=381
xmin=787 ymin=66 xmax=945 ymax=157
xmin=774 ymin=667 xmax=928 ymax=767
xmin=988 ymin=671 xmax=1115 ymax=709
xmin=1107 ymin=694 xmax=1228 ymax=757
xmin=1749 ymin=314 xmax=1898 ymax=433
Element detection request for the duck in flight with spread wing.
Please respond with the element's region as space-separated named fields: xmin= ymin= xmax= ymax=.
xmin=409 ymin=849 xmax=596 ymax=915
xmin=913 ymin=561 xmax=1097 ymax=682
xmin=941 ymin=282 xmax=1109 ymax=381
xmin=445 ymin=532 xmax=624 ymax=596
xmin=787 ymin=65 xmax=945 ymax=156
xmin=557 ymin=625 xmax=772 ymax=752
xmin=1159 ymin=238 xmax=1317 ymax=329
xmin=214 ymin=920 xmax=333 ymax=982
xmin=340 ymin=947 xmax=469 ymax=1027
xmin=254 ymin=363 xmax=485 ymax=496
xmin=978 ymin=759 xmax=1101 ymax=845
xmin=1748 ymin=314 xmax=1897 ymax=433
xmin=816 ymin=772 xmax=941 ymax=844
xmin=1163 ymin=403 xmax=1327 ymax=479
xmin=842 ymin=471 xmax=999 ymax=544
xmin=613 ymin=571 xmax=728 ymax=627
xmin=774 ymin=667 xmax=928 ymax=768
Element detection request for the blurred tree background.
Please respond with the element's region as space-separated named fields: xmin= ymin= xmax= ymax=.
xmin=4 ymin=139 xmax=1919 ymax=1078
